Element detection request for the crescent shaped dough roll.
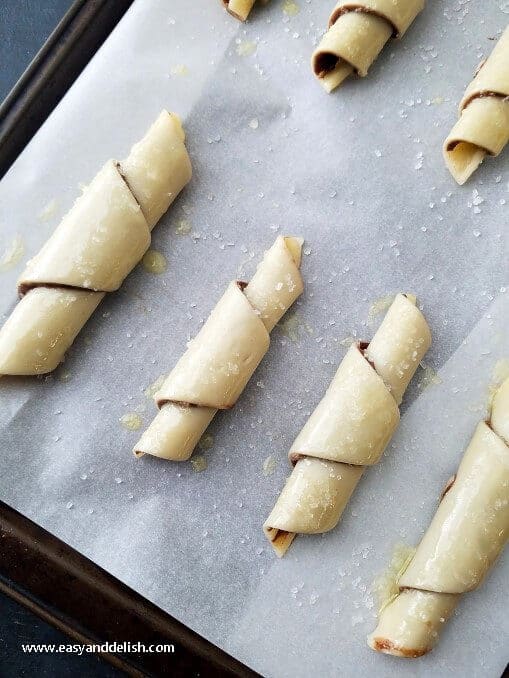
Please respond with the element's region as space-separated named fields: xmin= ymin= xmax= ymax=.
xmin=444 ymin=27 xmax=509 ymax=184
xmin=312 ymin=0 xmax=424 ymax=93
xmin=134 ymin=236 xmax=304 ymax=461
xmin=368 ymin=377 xmax=509 ymax=658
xmin=222 ymin=0 xmax=256 ymax=21
xmin=0 ymin=111 xmax=191 ymax=376
xmin=264 ymin=294 xmax=431 ymax=556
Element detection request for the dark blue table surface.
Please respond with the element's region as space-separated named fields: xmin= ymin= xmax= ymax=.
xmin=0 ymin=594 xmax=122 ymax=677
xmin=0 ymin=0 xmax=76 ymax=101
xmin=0 ymin=3 xmax=123 ymax=675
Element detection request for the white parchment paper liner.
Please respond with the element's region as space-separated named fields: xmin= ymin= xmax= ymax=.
xmin=0 ymin=1 xmax=507 ymax=676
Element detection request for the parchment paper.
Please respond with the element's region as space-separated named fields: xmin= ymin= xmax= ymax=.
xmin=0 ymin=1 xmax=507 ymax=676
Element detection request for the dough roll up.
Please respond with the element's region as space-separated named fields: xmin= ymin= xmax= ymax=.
xmin=368 ymin=377 xmax=509 ymax=658
xmin=264 ymin=293 xmax=431 ymax=556
xmin=222 ymin=0 xmax=256 ymax=21
xmin=444 ymin=26 xmax=509 ymax=184
xmin=134 ymin=235 xmax=304 ymax=461
xmin=0 ymin=111 xmax=191 ymax=376
xmin=311 ymin=0 xmax=424 ymax=93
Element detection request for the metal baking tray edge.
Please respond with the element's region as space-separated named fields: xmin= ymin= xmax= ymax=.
xmin=0 ymin=2 xmax=258 ymax=675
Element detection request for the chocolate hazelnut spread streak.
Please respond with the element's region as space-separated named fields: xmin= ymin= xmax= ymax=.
xmin=134 ymin=236 xmax=304 ymax=461
xmin=368 ymin=377 xmax=509 ymax=658
xmin=0 ymin=111 xmax=191 ymax=375
xmin=264 ymin=294 xmax=431 ymax=556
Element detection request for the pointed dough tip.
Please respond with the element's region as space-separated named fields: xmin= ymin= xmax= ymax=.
xmin=319 ymin=62 xmax=353 ymax=93
xmin=443 ymin=141 xmax=485 ymax=185
xmin=226 ymin=10 xmax=246 ymax=21
xmin=283 ymin=236 xmax=304 ymax=268
xmin=170 ymin=111 xmax=186 ymax=142
xmin=321 ymin=79 xmax=336 ymax=94
xmin=263 ymin=526 xmax=296 ymax=557
xmin=222 ymin=0 xmax=252 ymax=21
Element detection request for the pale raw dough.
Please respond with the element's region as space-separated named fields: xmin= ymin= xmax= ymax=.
xmin=368 ymin=590 xmax=459 ymax=658
xmin=368 ymin=376 xmax=509 ymax=657
xmin=289 ymin=345 xmax=400 ymax=466
xmin=134 ymin=236 xmax=304 ymax=461
xmin=366 ymin=292 xmax=431 ymax=405
xmin=133 ymin=404 xmax=217 ymax=462
xmin=0 ymin=287 xmax=103 ymax=375
xmin=20 ymin=161 xmax=150 ymax=294
xmin=264 ymin=458 xmax=363 ymax=556
xmin=444 ymin=27 xmax=509 ymax=184
xmin=264 ymin=294 xmax=431 ymax=556
xmin=312 ymin=0 xmax=424 ymax=93
xmin=122 ymin=112 xmax=192 ymax=229
xmin=222 ymin=0 xmax=256 ymax=21
xmin=399 ymin=422 xmax=509 ymax=593
xmin=157 ymin=281 xmax=270 ymax=409
xmin=0 ymin=111 xmax=192 ymax=376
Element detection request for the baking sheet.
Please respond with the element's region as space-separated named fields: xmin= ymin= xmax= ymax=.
xmin=0 ymin=0 xmax=507 ymax=676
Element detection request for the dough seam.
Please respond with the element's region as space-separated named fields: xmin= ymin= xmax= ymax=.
xmin=329 ymin=6 xmax=399 ymax=37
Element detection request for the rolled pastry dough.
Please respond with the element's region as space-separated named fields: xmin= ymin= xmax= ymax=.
xmin=0 ymin=111 xmax=191 ymax=375
xmin=444 ymin=27 xmax=509 ymax=184
xmin=264 ymin=294 xmax=431 ymax=556
xmin=368 ymin=377 xmax=509 ymax=657
xmin=134 ymin=235 xmax=304 ymax=461
xmin=222 ymin=0 xmax=256 ymax=21
xmin=312 ymin=0 xmax=424 ymax=93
